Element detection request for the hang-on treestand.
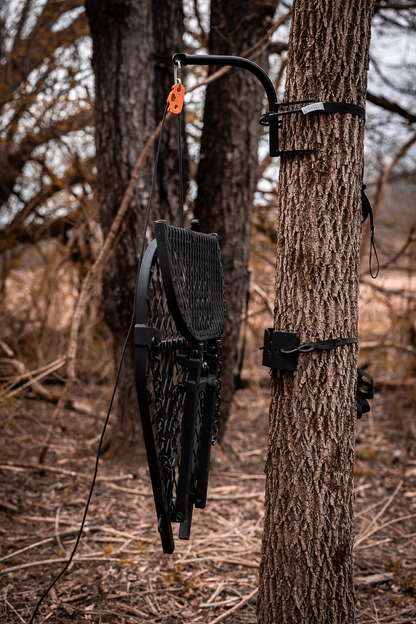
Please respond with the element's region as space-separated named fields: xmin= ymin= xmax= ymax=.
xmin=134 ymin=220 xmax=225 ymax=553
xmin=134 ymin=54 xmax=375 ymax=554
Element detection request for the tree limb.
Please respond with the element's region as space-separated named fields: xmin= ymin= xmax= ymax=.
xmin=366 ymin=90 xmax=416 ymax=124
xmin=374 ymin=2 xmax=416 ymax=8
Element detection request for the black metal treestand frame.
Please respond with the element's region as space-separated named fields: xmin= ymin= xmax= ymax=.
xmin=134 ymin=220 xmax=225 ymax=553
xmin=173 ymin=53 xmax=316 ymax=157
xmin=134 ymin=54 xmax=375 ymax=554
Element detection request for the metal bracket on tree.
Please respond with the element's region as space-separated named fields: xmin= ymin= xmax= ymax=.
xmin=173 ymin=53 xmax=365 ymax=157
xmin=259 ymin=101 xmax=365 ymax=155
xmin=260 ymin=328 xmax=374 ymax=419
xmin=260 ymin=328 xmax=358 ymax=371
xmin=173 ymin=52 xmax=314 ymax=157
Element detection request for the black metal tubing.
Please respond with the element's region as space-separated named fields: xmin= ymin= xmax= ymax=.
xmin=173 ymin=53 xmax=280 ymax=156
xmin=194 ymin=338 xmax=221 ymax=509
xmin=173 ymin=345 xmax=203 ymax=522
xmin=154 ymin=220 xmax=194 ymax=342
xmin=173 ymin=53 xmax=278 ymax=111
xmin=134 ymin=240 xmax=175 ymax=554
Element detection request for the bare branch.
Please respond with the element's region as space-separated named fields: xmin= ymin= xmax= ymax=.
xmin=367 ymin=90 xmax=416 ymax=124
xmin=187 ymin=10 xmax=292 ymax=94
xmin=374 ymin=2 xmax=416 ymax=8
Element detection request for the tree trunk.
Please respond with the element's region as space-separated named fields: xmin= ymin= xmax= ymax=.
xmin=257 ymin=2 xmax=373 ymax=623
xmin=85 ymin=0 xmax=184 ymax=460
xmin=193 ymin=0 xmax=279 ymax=444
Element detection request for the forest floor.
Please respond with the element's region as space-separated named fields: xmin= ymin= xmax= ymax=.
xmin=1 ymin=373 xmax=416 ymax=623
xmin=1 ymin=232 xmax=416 ymax=623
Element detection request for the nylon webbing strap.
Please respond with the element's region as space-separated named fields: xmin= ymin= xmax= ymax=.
xmin=362 ymin=183 xmax=379 ymax=279
xmin=357 ymin=368 xmax=375 ymax=419
xmin=300 ymin=101 xmax=379 ymax=278
xmin=280 ymin=336 xmax=358 ymax=354
xmin=301 ymin=102 xmax=365 ymax=118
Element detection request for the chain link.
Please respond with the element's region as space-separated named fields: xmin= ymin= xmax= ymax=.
xmin=211 ymin=357 xmax=222 ymax=446
xmin=166 ymin=380 xmax=185 ymax=471
xmin=151 ymin=353 xmax=168 ymax=463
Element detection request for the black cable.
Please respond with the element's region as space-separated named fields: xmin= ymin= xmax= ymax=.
xmin=369 ymin=205 xmax=380 ymax=279
xmin=178 ymin=112 xmax=184 ymax=228
xmin=140 ymin=103 xmax=169 ymax=266
xmin=29 ymin=103 xmax=169 ymax=624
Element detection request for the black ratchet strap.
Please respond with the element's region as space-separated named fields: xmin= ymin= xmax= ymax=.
xmin=300 ymin=102 xmax=365 ymax=118
xmin=260 ymin=329 xmax=374 ymax=419
xmin=260 ymin=329 xmax=358 ymax=369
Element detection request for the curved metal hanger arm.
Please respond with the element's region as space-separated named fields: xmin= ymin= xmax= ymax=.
xmin=173 ymin=53 xmax=278 ymax=111
xmin=172 ymin=52 xmax=281 ymax=156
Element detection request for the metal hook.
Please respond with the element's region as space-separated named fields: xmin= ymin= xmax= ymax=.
xmin=174 ymin=60 xmax=181 ymax=88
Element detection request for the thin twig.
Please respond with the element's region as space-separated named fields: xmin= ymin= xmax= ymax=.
xmin=4 ymin=358 xmax=66 ymax=399
xmin=187 ymin=10 xmax=292 ymax=95
xmin=356 ymin=513 xmax=416 ymax=549
xmin=5 ymin=599 xmax=27 ymax=624
xmin=250 ymin=282 xmax=274 ymax=315
xmin=206 ymin=588 xmax=258 ymax=624
xmin=0 ymin=340 xmax=15 ymax=357
xmin=0 ymin=538 xmax=56 ymax=564
xmin=0 ymin=556 xmax=136 ymax=575
xmin=354 ymin=480 xmax=403 ymax=547
xmin=55 ymin=507 xmax=66 ymax=555
xmin=1 ymin=357 xmax=56 ymax=402
xmin=202 ymin=581 xmax=225 ymax=608
xmin=360 ymin=340 xmax=416 ymax=353
xmin=0 ymin=462 xmax=78 ymax=477
xmin=38 ymin=384 xmax=71 ymax=464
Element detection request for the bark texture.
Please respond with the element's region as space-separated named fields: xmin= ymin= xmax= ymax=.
xmin=257 ymin=2 xmax=373 ymax=623
xmin=85 ymin=0 xmax=184 ymax=459
xmin=194 ymin=0 xmax=279 ymax=442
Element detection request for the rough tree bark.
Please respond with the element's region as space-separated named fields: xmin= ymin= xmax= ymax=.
xmin=194 ymin=0 xmax=279 ymax=443
xmin=257 ymin=1 xmax=373 ymax=623
xmin=85 ymin=0 xmax=184 ymax=459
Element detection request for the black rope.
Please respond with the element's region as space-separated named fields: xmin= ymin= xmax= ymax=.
xmin=29 ymin=103 xmax=170 ymax=624
xmin=362 ymin=184 xmax=379 ymax=279
xmin=178 ymin=112 xmax=184 ymax=229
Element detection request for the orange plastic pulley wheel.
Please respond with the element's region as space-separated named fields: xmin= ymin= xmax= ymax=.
xmin=167 ymin=83 xmax=185 ymax=114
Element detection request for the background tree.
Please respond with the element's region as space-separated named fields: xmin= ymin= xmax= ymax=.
xmin=0 ymin=0 xmax=94 ymax=252
xmin=0 ymin=0 xmax=103 ymax=379
xmin=193 ymin=0 xmax=281 ymax=442
xmin=84 ymin=0 xmax=186 ymax=458
xmin=257 ymin=1 xmax=373 ymax=622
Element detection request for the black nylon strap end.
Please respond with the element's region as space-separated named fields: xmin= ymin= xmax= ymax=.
xmin=322 ymin=102 xmax=365 ymax=118
xmin=357 ymin=368 xmax=375 ymax=419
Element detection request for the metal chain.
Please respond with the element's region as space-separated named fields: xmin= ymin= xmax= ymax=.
xmin=151 ymin=353 xmax=168 ymax=462
xmin=166 ymin=380 xmax=186 ymax=471
xmin=211 ymin=357 xmax=222 ymax=446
